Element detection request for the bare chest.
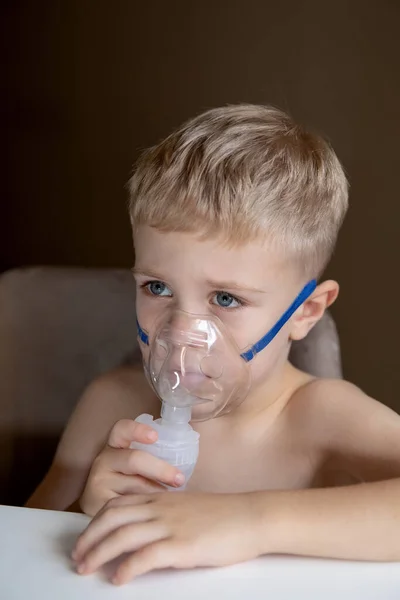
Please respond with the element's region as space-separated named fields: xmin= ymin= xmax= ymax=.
xmin=186 ymin=421 xmax=321 ymax=493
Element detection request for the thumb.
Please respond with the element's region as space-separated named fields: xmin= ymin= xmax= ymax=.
xmin=108 ymin=419 xmax=158 ymax=449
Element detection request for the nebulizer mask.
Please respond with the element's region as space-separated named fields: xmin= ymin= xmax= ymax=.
xmin=131 ymin=280 xmax=316 ymax=489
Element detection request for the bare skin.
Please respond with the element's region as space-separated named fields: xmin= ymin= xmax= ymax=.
xmin=27 ymin=360 xmax=400 ymax=511
xmin=27 ymin=227 xmax=400 ymax=581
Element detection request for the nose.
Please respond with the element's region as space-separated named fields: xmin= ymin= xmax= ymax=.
xmin=162 ymin=313 xmax=209 ymax=349
xmin=167 ymin=346 xmax=202 ymax=375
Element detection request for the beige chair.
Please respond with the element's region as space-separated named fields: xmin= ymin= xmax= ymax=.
xmin=0 ymin=267 xmax=342 ymax=506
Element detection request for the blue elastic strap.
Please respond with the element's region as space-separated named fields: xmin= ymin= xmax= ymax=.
xmin=136 ymin=279 xmax=317 ymax=361
xmin=240 ymin=279 xmax=317 ymax=362
xmin=137 ymin=318 xmax=149 ymax=345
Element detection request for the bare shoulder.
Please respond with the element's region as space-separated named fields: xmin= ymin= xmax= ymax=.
xmin=55 ymin=363 xmax=158 ymax=466
xmin=26 ymin=363 xmax=158 ymax=509
xmin=287 ymin=377 xmax=400 ymax=481
xmin=292 ymin=377 xmax=398 ymax=420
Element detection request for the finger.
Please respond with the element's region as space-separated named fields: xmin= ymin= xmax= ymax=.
xmin=108 ymin=473 xmax=165 ymax=496
xmin=105 ymin=447 xmax=185 ymax=488
xmin=73 ymin=494 xmax=152 ymax=560
xmin=77 ymin=522 xmax=167 ymax=576
xmin=113 ymin=540 xmax=176 ymax=584
xmin=91 ymin=495 xmax=156 ymax=529
xmin=108 ymin=419 xmax=157 ymax=449
xmin=81 ymin=473 xmax=162 ymax=517
xmin=75 ymin=501 xmax=155 ymax=562
xmin=96 ymin=493 xmax=155 ymax=517
xmin=93 ymin=493 xmax=156 ymax=523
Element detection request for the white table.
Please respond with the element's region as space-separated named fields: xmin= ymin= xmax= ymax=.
xmin=1 ymin=505 xmax=399 ymax=599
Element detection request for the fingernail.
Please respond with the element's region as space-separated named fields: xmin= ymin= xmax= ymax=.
xmin=174 ymin=473 xmax=185 ymax=486
xmin=77 ymin=562 xmax=86 ymax=574
xmin=146 ymin=430 xmax=157 ymax=441
xmin=71 ymin=549 xmax=77 ymax=561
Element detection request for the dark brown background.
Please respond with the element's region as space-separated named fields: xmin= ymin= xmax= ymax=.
xmin=2 ymin=1 xmax=399 ymax=411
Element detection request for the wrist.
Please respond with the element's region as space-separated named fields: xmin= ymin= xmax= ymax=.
xmin=248 ymin=490 xmax=291 ymax=556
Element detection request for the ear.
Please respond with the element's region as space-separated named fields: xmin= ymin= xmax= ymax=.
xmin=289 ymin=280 xmax=339 ymax=341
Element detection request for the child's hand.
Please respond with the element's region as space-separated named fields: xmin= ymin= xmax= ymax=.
xmin=80 ymin=420 xmax=186 ymax=516
xmin=72 ymin=492 xmax=264 ymax=584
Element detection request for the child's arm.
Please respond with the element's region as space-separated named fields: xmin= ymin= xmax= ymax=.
xmin=258 ymin=477 xmax=400 ymax=561
xmin=26 ymin=366 xmax=149 ymax=511
xmin=73 ymin=380 xmax=400 ymax=582
xmin=269 ymin=379 xmax=400 ymax=560
xmin=72 ymin=478 xmax=400 ymax=584
xmin=260 ymin=380 xmax=400 ymax=560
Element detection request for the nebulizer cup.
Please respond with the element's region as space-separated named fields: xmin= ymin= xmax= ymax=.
xmin=131 ymin=311 xmax=251 ymax=490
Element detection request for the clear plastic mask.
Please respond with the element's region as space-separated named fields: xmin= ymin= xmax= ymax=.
xmin=139 ymin=311 xmax=251 ymax=421
xmin=137 ymin=279 xmax=317 ymax=422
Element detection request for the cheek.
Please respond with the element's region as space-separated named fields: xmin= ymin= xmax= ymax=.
xmin=135 ymin=291 xmax=168 ymax=332
xmin=136 ymin=294 xmax=166 ymax=361
xmin=230 ymin=302 xmax=295 ymax=356
xmin=138 ymin=340 xmax=150 ymax=365
xmin=226 ymin=307 xmax=278 ymax=351
xmin=222 ymin=311 xmax=265 ymax=351
xmin=248 ymin=326 xmax=291 ymax=384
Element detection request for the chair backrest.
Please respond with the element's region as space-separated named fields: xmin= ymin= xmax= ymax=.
xmin=0 ymin=267 xmax=342 ymax=505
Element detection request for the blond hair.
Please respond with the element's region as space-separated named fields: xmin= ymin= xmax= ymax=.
xmin=128 ymin=104 xmax=348 ymax=276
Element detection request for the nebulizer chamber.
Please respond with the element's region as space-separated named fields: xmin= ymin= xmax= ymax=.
xmin=131 ymin=312 xmax=251 ymax=489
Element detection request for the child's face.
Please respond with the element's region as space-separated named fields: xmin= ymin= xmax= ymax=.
xmin=133 ymin=226 xmax=309 ymax=391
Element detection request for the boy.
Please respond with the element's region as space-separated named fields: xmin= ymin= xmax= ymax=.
xmin=27 ymin=105 xmax=400 ymax=585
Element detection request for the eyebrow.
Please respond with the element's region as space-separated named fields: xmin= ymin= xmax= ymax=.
xmin=132 ymin=267 xmax=166 ymax=280
xmin=205 ymin=279 xmax=267 ymax=294
xmin=132 ymin=268 xmax=267 ymax=294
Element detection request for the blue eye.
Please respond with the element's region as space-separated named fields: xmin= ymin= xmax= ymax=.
xmin=146 ymin=281 xmax=172 ymax=297
xmin=212 ymin=292 xmax=241 ymax=309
